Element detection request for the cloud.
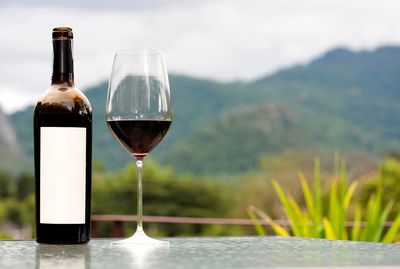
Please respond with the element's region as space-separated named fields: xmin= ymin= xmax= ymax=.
xmin=0 ymin=0 xmax=206 ymax=11
xmin=0 ymin=0 xmax=400 ymax=113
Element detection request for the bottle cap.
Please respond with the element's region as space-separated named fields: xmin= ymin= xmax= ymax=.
xmin=52 ymin=27 xmax=73 ymax=39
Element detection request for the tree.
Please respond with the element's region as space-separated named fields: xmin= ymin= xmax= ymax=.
xmin=0 ymin=171 xmax=12 ymax=198
xmin=15 ymin=173 xmax=34 ymax=200
xmin=92 ymin=160 xmax=234 ymax=236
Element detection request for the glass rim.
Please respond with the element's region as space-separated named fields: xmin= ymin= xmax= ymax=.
xmin=115 ymin=49 xmax=164 ymax=55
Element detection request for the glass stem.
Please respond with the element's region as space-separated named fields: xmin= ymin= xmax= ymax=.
xmin=136 ymin=159 xmax=143 ymax=231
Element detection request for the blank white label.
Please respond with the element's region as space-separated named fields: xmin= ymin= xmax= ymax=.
xmin=40 ymin=127 xmax=86 ymax=224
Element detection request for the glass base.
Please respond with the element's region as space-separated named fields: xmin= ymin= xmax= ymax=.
xmin=111 ymin=226 xmax=169 ymax=245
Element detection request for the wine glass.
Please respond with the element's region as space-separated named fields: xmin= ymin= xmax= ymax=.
xmin=106 ymin=49 xmax=172 ymax=244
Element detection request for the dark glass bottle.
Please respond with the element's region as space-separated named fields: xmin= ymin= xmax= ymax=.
xmin=34 ymin=27 xmax=92 ymax=244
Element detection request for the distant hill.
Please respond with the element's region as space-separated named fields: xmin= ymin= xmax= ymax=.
xmin=9 ymin=46 xmax=400 ymax=174
xmin=166 ymin=102 xmax=304 ymax=174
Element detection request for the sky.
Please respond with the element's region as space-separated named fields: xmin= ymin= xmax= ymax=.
xmin=0 ymin=0 xmax=399 ymax=113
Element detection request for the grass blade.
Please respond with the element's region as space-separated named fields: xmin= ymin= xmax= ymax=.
xmin=339 ymin=158 xmax=347 ymax=201
xmin=248 ymin=205 xmax=290 ymax=236
xmin=313 ymin=159 xmax=322 ymax=226
xmin=373 ymin=200 xmax=393 ymax=242
xmin=343 ymin=181 xmax=358 ymax=210
xmin=288 ymin=196 xmax=308 ymax=237
xmin=382 ymin=211 xmax=400 ymax=243
xmin=272 ymin=180 xmax=301 ymax=236
xmin=247 ymin=206 xmax=266 ymax=236
xmin=299 ymin=173 xmax=314 ymax=215
xmin=323 ymin=218 xmax=336 ymax=240
xmin=328 ymin=181 xmax=339 ymax=237
xmin=351 ymin=204 xmax=362 ymax=241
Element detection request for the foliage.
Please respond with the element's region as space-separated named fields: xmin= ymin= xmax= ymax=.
xmin=248 ymin=159 xmax=400 ymax=243
xmin=0 ymin=230 xmax=12 ymax=240
xmin=15 ymin=173 xmax=35 ymax=200
xmin=0 ymin=171 xmax=12 ymax=198
xmin=92 ymin=160 xmax=236 ymax=237
xmin=0 ymin=159 xmax=239 ymax=239
xmin=360 ymin=158 xmax=400 ymax=219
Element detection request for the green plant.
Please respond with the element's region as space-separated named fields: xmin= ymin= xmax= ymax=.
xmin=360 ymin=158 xmax=400 ymax=219
xmin=248 ymin=159 xmax=400 ymax=243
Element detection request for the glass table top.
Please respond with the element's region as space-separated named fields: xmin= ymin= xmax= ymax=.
xmin=1 ymin=236 xmax=400 ymax=268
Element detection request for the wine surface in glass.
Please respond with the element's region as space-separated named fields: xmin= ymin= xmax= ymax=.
xmin=107 ymin=119 xmax=171 ymax=159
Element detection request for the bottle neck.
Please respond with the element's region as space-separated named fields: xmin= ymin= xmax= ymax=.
xmin=51 ymin=39 xmax=74 ymax=86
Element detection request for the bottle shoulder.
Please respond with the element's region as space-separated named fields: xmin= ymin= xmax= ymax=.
xmin=35 ymin=84 xmax=92 ymax=116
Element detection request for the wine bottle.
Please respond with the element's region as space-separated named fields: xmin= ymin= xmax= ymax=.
xmin=34 ymin=27 xmax=92 ymax=244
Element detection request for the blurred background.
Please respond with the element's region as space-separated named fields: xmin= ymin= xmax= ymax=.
xmin=1 ymin=0 xmax=400 ymax=241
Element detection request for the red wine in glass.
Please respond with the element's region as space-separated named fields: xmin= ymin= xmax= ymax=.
xmin=107 ymin=119 xmax=171 ymax=159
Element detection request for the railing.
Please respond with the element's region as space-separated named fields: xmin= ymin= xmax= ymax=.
xmin=91 ymin=215 xmax=258 ymax=237
xmin=90 ymin=215 xmax=395 ymax=237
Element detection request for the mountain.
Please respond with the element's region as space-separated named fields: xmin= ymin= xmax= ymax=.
xmin=9 ymin=46 xmax=400 ymax=174
xmin=166 ymin=102 xmax=304 ymax=174
xmin=0 ymin=107 xmax=26 ymax=172
xmin=10 ymin=76 xmax=246 ymax=171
